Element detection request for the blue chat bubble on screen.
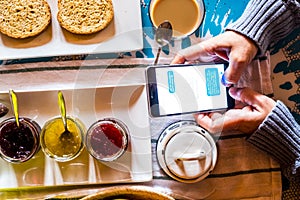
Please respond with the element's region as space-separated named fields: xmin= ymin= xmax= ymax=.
xmin=167 ymin=71 xmax=175 ymax=93
xmin=205 ymin=68 xmax=220 ymax=96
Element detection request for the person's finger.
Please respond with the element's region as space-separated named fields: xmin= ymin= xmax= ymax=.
xmin=171 ymin=44 xmax=203 ymax=64
xmin=194 ymin=113 xmax=225 ymax=133
xmin=208 ymin=112 xmax=223 ymax=120
xmin=229 ymin=87 xmax=275 ymax=112
xmin=229 ymin=87 xmax=260 ymax=105
xmin=223 ymin=59 xmax=246 ymax=85
xmin=215 ymin=50 xmax=229 ymax=61
xmin=171 ymin=54 xmax=186 ymax=64
xmin=206 ymin=36 xmax=244 ymax=86
xmin=222 ymin=46 xmax=253 ymax=85
xmin=171 ymin=43 xmax=218 ymax=64
xmin=219 ymin=32 xmax=258 ymax=85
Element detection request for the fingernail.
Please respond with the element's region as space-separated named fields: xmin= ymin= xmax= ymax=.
xmin=221 ymin=74 xmax=234 ymax=87
xmin=228 ymin=87 xmax=237 ymax=97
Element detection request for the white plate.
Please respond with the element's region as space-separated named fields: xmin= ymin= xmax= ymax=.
xmin=0 ymin=85 xmax=152 ymax=188
xmin=0 ymin=0 xmax=143 ymax=60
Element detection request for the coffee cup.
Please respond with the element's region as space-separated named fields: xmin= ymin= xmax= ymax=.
xmin=149 ymin=0 xmax=205 ymax=38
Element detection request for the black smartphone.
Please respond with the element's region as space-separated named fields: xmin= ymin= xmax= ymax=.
xmin=145 ymin=63 xmax=235 ymax=117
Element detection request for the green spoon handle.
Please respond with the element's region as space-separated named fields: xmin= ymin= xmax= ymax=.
xmin=9 ymin=89 xmax=19 ymax=127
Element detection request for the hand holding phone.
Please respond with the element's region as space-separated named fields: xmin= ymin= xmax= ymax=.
xmin=145 ymin=63 xmax=234 ymax=117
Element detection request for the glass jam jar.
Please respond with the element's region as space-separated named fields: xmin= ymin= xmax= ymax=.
xmin=40 ymin=117 xmax=85 ymax=162
xmin=86 ymin=118 xmax=129 ymax=162
xmin=0 ymin=117 xmax=41 ymax=163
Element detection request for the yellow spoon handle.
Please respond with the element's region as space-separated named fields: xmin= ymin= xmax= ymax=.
xmin=9 ymin=89 xmax=19 ymax=127
xmin=58 ymin=91 xmax=67 ymax=129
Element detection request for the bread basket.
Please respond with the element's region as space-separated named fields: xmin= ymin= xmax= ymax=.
xmin=80 ymin=186 xmax=174 ymax=200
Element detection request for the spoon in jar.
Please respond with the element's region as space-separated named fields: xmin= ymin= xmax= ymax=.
xmin=58 ymin=91 xmax=72 ymax=141
xmin=154 ymin=20 xmax=173 ymax=65
xmin=9 ymin=89 xmax=19 ymax=127
xmin=0 ymin=103 xmax=9 ymax=118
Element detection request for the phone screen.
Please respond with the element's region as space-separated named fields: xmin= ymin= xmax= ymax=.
xmin=146 ymin=63 xmax=234 ymax=117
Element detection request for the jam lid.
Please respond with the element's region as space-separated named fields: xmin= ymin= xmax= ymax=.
xmin=156 ymin=121 xmax=217 ymax=183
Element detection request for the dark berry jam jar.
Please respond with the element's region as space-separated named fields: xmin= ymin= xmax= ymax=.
xmin=0 ymin=117 xmax=41 ymax=163
xmin=86 ymin=118 xmax=129 ymax=162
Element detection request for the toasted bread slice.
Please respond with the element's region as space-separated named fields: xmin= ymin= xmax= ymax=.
xmin=0 ymin=0 xmax=51 ymax=39
xmin=57 ymin=0 xmax=114 ymax=35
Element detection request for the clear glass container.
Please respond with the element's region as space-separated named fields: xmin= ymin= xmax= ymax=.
xmin=0 ymin=117 xmax=41 ymax=163
xmin=40 ymin=117 xmax=85 ymax=162
xmin=86 ymin=118 xmax=129 ymax=162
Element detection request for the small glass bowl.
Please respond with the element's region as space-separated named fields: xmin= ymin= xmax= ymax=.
xmin=86 ymin=118 xmax=129 ymax=162
xmin=0 ymin=117 xmax=41 ymax=163
xmin=40 ymin=117 xmax=85 ymax=162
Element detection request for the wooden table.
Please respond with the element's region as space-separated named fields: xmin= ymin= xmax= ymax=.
xmin=0 ymin=0 xmax=299 ymax=199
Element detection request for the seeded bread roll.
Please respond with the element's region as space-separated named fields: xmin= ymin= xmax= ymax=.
xmin=57 ymin=0 xmax=114 ymax=35
xmin=0 ymin=0 xmax=51 ymax=39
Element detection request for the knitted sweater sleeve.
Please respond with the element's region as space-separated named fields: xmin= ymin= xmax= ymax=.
xmin=226 ymin=0 xmax=300 ymax=55
xmin=247 ymin=101 xmax=300 ymax=180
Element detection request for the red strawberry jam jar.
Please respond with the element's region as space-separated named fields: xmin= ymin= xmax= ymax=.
xmin=85 ymin=118 xmax=129 ymax=162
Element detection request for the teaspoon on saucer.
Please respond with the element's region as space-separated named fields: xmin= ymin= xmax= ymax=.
xmin=154 ymin=21 xmax=173 ymax=65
